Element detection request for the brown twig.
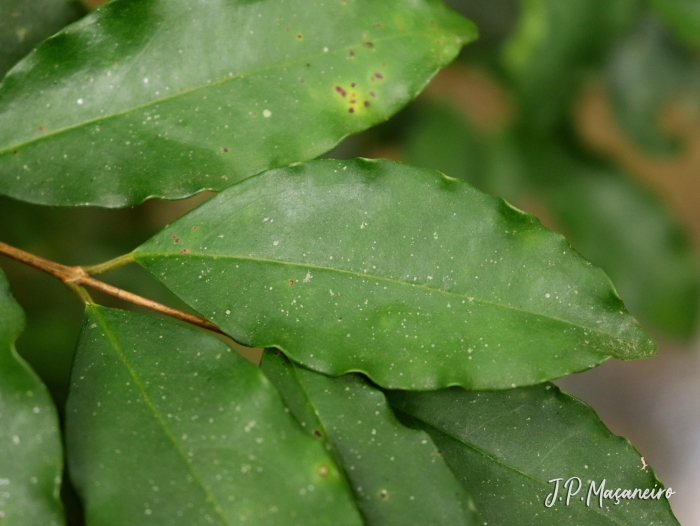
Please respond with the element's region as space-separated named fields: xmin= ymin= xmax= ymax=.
xmin=0 ymin=240 xmax=224 ymax=335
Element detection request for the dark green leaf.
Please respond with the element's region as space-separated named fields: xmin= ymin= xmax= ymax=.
xmin=134 ymin=159 xmax=655 ymax=390
xmin=387 ymin=384 xmax=680 ymax=525
xmin=0 ymin=0 xmax=476 ymax=207
xmin=649 ymin=0 xmax=700 ymax=49
xmin=260 ymin=350 xmax=480 ymax=525
xmin=503 ymin=0 xmax=637 ymax=131
xmin=0 ymin=0 xmax=84 ymax=80
xmin=66 ymin=306 xmax=363 ymax=525
xmin=0 ymin=269 xmax=65 ymax=525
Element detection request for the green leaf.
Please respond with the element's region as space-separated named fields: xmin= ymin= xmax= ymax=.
xmin=0 ymin=0 xmax=476 ymax=208
xmin=543 ymin=165 xmax=700 ymax=339
xmin=134 ymin=159 xmax=655 ymax=391
xmin=0 ymin=269 xmax=65 ymax=525
xmin=502 ymin=0 xmax=637 ymax=131
xmin=65 ymin=306 xmax=363 ymax=525
xmin=260 ymin=349 xmax=480 ymax=525
xmin=0 ymin=0 xmax=84 ymax=80
xmin=386 ymin=384 xmax=680 ymax=525
xmin=649 ymin=0 xmax=700 ymax=49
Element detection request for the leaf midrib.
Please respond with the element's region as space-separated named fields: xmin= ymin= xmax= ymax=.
xmin=136 ymin=250 xmax=637 ymax=351
xmin=0 ymin=31 xmax=456 ymax=155
xmin=91 ymin=307 xmax=230 ymax=526
xmin=391 ymin=405 xmax=629 ymax=526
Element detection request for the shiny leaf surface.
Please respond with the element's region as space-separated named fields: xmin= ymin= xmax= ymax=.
xmin=0 ymin=269 xmax=65 ymax=525
xmin=0 ymin=0 xmax=476 ymax=207
xmin=135 ymin=159 xmax=655 ymax=390
xmin=387 ymin=384 xmax=680 ymax=525
xmin=261 ymin=350 xmax=479 ymax=525
xmin=66 ymin=306 xmax=362 ymax=525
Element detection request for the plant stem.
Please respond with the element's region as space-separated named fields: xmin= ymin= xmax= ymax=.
xmin=0 ymin=240 xmax=224 ymax=335
xmin=83 ymin=253 xmax=135 ymax=276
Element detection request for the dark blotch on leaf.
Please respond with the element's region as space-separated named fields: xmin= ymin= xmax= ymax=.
xmin=363 ymin=42 xmax=373 ymax=48
xmin=181 ymin=248 xmax=189 ymax=254
xmin=348 ymin=108 xmax=355 ymax=113
xmin=171 ymin=234 xmax=179 ymax=244
xmin=374 ymin=72 xmax=384 ymax=80
xmin=222 ymin=147 xmax=229 ymax=153
xmin=380 ymin=490 xmax=388 ymax=500
xmin=288 ymin=280 xmax=294 ymax=285
xmin=335 ymin=86 xmax=347 ymax=97
xmin=313 ymin=430 xmax=323 ymax=438
xmin=364 ymin=101 xmax=370 ymax=108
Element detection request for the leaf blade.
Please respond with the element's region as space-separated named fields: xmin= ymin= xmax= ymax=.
xmin=261 ymin=349 xmax=480 ymax=525
xmin=0 ymin=269 xmax=65 ymax=525
xmin=134 ymin=159 xmax=655 ymax=390
xmin=386 ymin=384 xmax=680 ymax=525
xmin=66 ymin=306 xmax=363 ymax=525
xmin=0 ymin=0 xmax=476 ymax=207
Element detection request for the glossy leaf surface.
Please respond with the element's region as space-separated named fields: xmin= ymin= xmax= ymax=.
xmin=66 ymin=306 xmax=363 ymax=525
xmin=387 ymin=384 xmax=680 ymax=525
xmin=0 ymin=0 xmax=476 ymax=207
xmin=135 ymin=159 xmax=655 ymax=390
xmin=0 ymin=0 xmax=84 ymax=79
xmin=0 ymin=269 xmax=65 ymax=525
xmin=261 ymin=350 xmax=479 ymax=525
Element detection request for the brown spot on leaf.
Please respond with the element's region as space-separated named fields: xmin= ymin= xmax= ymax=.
xmin=351 ymin=83 xmax=356 ymax=88
xmin=364 ymin=101 xmax=371 ymax=108
xmin=313 ymin=430 xmax=323 ymax=438
xmin=171 ymin=234 xmax=180 ymax=244
xmin=39 ymin=126 xmax=45 ymax=131
xmin=289 ymin=280 xmax=294 ymax=285
xmin=374 ymin=72 xmax=384 ymax=80
xmin=335 ymin=86 xmax=347 ymax=97
xmin=363 ymin=41 xmax=373 ymax=48
xmin=348 ymin=108 xmax=355 ymax=113
xmin=222 ymin=147 xmax=229 ymax=153
xmin=380 ymin=490 xmax=388 ymax=500
xmin=192 ymin=226 xmax=197 ymax=230
xmin=370 ymin=91 xmax=376 ymax=97
xmin=181 ymin=248 xmax=189 ymax=254
xmin=349 ymin=50 xmax=355 ymax=57
xmin=296 ymin=34 xmax=303 ymax=40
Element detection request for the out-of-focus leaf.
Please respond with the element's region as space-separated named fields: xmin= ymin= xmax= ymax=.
xmin=403 ymin=101 xmax=527 ymax=202
xmin=543 ymin=165 xmax=700 ymax=339
xmin=386 ymin=384 xmax=680 ymax=525
xmin=135 ymin=159 xmax=655 ymax=391
xmin=0 ymin=0 xmax=476 ymax=207
xmin=260 ymin=349 xmax=480 ymax=526
xmin=0 ymin=0 xmax=84 ymax=80
xmin=649 ymin=0 xmax=700 ymax=49
xmin=66 ymin=306 xmax=363 ymax=525
xmin=0 ymin=269 xmax=65 ymax=525
xmin=606 ymin=20 xmax=696 ymax=156
xmin=503 ymin=0 xmax=637 ymax=131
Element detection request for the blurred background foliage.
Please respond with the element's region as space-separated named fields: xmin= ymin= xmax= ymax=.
xmin=1 ymin=0 xmax=700 ymax=523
